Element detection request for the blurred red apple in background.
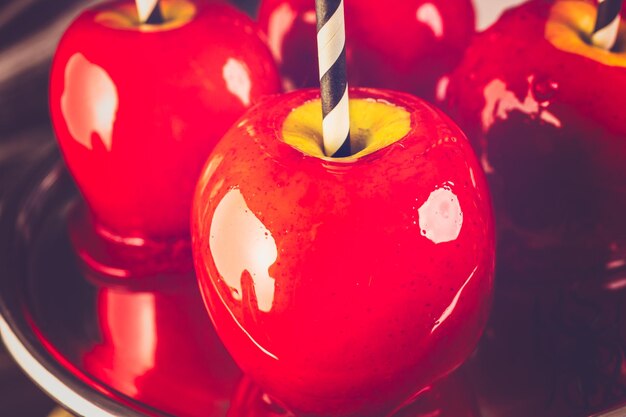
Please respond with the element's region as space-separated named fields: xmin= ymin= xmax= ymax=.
xmin=446 ymin=0 xmax=626 ymax=284
xmin=192 ymin=88 xmax=494 ymax=417
xmin=258 ymin=0 xmax=474 ymax=102
xmin=445 ymin=2 xmax=626 ymax=414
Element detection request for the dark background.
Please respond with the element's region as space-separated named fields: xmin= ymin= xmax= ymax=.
xmin=0 ymin=0 xmax=259 ymax=415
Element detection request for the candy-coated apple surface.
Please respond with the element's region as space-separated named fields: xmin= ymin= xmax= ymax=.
xmin=192 ymin=88 xmax=495 ymax=417
xmin=81 ymin=270 xmax=241 ymax=417
xmin=257 ymin=0 xmax=475 ymax=101
xmin=49 ymin=0 xmax=281 ymax=245
xmin=445 ymin=0 xmax=626 ymax=283
xmin=229 ymin=370 xmax=480 ymax=417
xmin=445 ymin=2 xmax=626 ymax=415
xmin=390 ymin=370 xmax=480 ymax=417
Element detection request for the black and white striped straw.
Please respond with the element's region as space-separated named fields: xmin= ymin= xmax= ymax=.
xmin=136 ymin=0 xmax=164 ymax=24
xmin=316 ymin=0 xmax=351 ymax=158
xmin=592 ymin=0 xmax=623 ymax=50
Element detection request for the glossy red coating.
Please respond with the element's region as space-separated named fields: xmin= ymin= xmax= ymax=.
xmin=445 ymin=0 xmax=626 ymax=283
xmin=257 ymin=0 xmax=475 ymax=101
xmin=21 ymin=196 xmax=485 ymax=417
xmin=444 ymin=3 xmax=626 ymax=414
xmin=192 ymin=88 xmax=495 ymax=417
xmin=229 ymin=371 xmax=481 ymax=417
xmin=81 ymin=270 xmax=241 ymax=417
xmin=49 ymin=0 xmax=281 ymax=245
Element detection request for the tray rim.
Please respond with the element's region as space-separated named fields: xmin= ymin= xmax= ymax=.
xmin=0 ymin=146 xmax=155 ymax=417
xmin=0 ymin=313 xmax=132 ymax=417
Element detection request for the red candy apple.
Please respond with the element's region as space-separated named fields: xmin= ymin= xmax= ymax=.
xmin=445 ymin=0 xmax=626 ymax=283
xmin=445 ymin=3 xmax=626 ymax=415
xmin=257 ymin=0 xmax=475 ymax=101
xmin=49 ymin=0 xmax=281 ymax=254
xmin=192 ymin=88 xmax=494 ymax=417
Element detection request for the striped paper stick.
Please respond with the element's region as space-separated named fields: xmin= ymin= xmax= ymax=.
xmin=592 ymin=0 xmax=623 ymax=50
xmin=136 ymin=0 xmax=164 ymax=24
xmin=316 ymin=0 xmax=351 ymax=157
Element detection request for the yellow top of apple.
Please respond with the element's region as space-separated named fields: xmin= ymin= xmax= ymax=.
xmin=282 ymin=98 xmax=411 ymax=160
xmin=96 ymin=0 xmax=195 ymax=32
xmin=546 ymin=0 xmax=626 ymax=66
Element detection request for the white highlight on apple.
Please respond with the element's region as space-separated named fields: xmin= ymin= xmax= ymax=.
xmin=210 ymin=188 xmax=277 ymax=313
xmin=481 ymin=77 xmax=561 ymax=132
xmin=267 ymin=3 xmax=297 ymax=62
xmin=480 ymin=77 xmax=561 ymax=173
xmin=416 ymin=3 xmax=443 ymax=38
xmin=303 ymin=9 xmax=317 ymax=24
xmin=475 ymin=0 xmax=526 ymax=31
xmin=61 ymin=53 xmax=118 ymax=152
xmin=223 ymin=58 xmax=252 ymax=107
xmin=431 ymin=265 xmax=478 ymax=333
xmin=418 ymin=185 xmax=463 ymax=244
xmin=435 ymin=75 xmax=450 ymax=103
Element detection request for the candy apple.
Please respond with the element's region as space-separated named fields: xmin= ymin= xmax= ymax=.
xmin=257 ymin=0 xmax=475 ymax=101
xmin=445 ymin=0 xmax=626 ymax=283
xmin=229 ymin=370 xmax=480 ymax=417
xmin=49 ymin=0 xmax=281 ymax=272
xmin=446 ymin=2 xmax=626 ymax=414
xmin=192 ymin=88 xmax=495 ymax=417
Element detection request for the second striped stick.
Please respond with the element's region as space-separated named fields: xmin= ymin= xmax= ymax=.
xmin=136 ymin=0 xmax=164 ymax=24
xmin=592 ymin=0 xmax=623 ymax=50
